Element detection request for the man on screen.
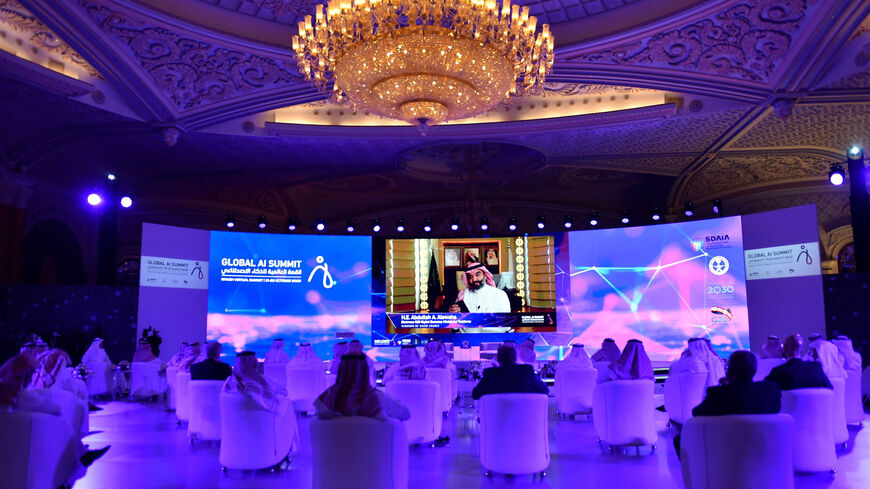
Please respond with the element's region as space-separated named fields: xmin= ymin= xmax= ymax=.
xmin=449 ymin=263 xmax=511 ymax=314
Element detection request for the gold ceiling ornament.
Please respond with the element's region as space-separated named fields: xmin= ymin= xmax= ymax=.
xmin=292 ymin=0 xmax=554 ymax=129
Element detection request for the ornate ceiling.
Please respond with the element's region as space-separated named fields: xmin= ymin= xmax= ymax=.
xmin=1 ymin=0 xmax=869 ymax=269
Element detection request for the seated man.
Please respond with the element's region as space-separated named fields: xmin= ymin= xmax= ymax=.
xmin=675 ymin=350 xmax=781 ymax=457
xmin=471 ymin=346 xmax=548 ymax=400
xmin=189 ymin=342 xmax=232 ymax=381
xmin=692 ymin=351 xmax=781 ymax=416
xmin=764 ymin=334 xmax=832 ymax=390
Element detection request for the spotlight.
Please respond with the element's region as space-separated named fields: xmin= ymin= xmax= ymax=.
xmin=589 ymin=212 xmax=599 ymax=226
xmin=480 ymin=217 xmax=489 ymax=231
xmin=423 ymin=218 xmax=432 ymax=233
xmin=225 ymin=214 xmax=236 ymax=228
xmin=286 ymin=218 xmax=297 ymax=231
xmin=86 ymin=193 xmax=102 ymax=206
xmin=684 ymin=202 xmax=695 ymax=217
xmin=372 ymin=219 xmax=381 ymax=233
xmin=829 ymin=163 xmax=845 ymax=186
xmin=315 ymin=218 xmax=325 ymax=232
xmin=346 ymin=219 xmax=355 ymax=233
xmin=508 ymin=217 xmax=518 ymax=232
xmin=257 ymin=215 xmax=267 ymax=229
xmin=563 ymin=215 xmax=573 ymax=229
xmin=849 ymin=146 xmax=861 ymax=157
xmin=106 ymin=173 xmax=116 ymax=181
xmin=450 ymin=217 xmax=459 ymax=231
xmin=120 ymin=195 xmax=133 ymax=208
xmin=712 ymin=199 xmax=722 ymax=215
xmin=396 ymin=218 xmax=405 ymax=232
xmin=536 ymin=216 xmax=545 ymax=229
xmin=650 ymin=208 xmax=661 ymax=222
xmin=620 ymin=210 xmax=630 ymax=225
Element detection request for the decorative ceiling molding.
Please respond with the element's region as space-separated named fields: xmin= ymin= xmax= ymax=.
xmin=0 ymin=49 xmax=95 ymax=96
xmin=549 ymin=155 xmax=697 ymax=176
xmin=80 ymin=1 xmax=304 ymax=112
xmin=563 ymin=0 xmax=809 ymax=84
xmin=1 ymin=0 xmax=103 ymax=78
xmin=725 ymin=187 xmax=850 ymax=231
xmin=730 ymin=103 xmax=870 ymax=150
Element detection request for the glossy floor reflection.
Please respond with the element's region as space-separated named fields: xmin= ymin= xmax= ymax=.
xmin=76 ymin=398 xmax=866 ymax=489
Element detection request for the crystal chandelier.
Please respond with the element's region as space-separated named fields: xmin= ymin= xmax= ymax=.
xmin=292 ymin=0 xmax=554 ymax=128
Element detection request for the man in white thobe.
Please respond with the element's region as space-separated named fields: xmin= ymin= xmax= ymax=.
xmin=450 ymin=262 xmax=511 ymax=333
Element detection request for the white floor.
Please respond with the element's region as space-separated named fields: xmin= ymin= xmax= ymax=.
xmin=75 ymin=396 xmax=867 ymax=489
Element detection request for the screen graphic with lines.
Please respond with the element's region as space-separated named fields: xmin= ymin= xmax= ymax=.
xmin=207 ymin=231 xmax=372 ymax=360
xmin=568 ymin=216 xmax=748 ymax=361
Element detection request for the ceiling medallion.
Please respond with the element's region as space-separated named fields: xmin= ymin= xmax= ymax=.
xmin=292 ymin=0 xmax=554 ymax=130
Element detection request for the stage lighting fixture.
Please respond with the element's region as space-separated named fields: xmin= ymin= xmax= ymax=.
xmin=650 ymin=208 xmax=661 ymax=221
xmin=106 ymin=173 xmax=116 ymax=181
xmin=86 ymin=193 xmax=102 ymax=206
xmin=315 ymin=218 xmax=326 ymax=232
xmin=563 ymin=215 xmax=573 ymax=229
xmin=257 ymin=215 xmax=267 ymax=229
xmin=120 ymin=196 xmax=133 ymax=208
xmin=589 ymin=212 xmax=599 ymax=226
xmin=684 ymin=202 xmax=695 ymax=217
xmin=508 ymin=217 xmax=518 ymax=232
xmin=829 ymin=163 xmax=845 ymax=186
xmin=849 ymin=146 xmax=861 ymax=157
xmin=396 ymin=218 xmax=405 ymax=232
xmin=536 ymin=216 xmax=546 ymax=229
xmin=423 ymin=218 xmax=432 ymax=233
xmin=712 ymin=199 xmax=722 ymax=215
xmin=346 ymin=219 xmax=355 ymax=233
xmin=372 ymin=219 xmax=381 ymax=233
xmin=226 ymin=214 xmax=236 ymax=228
xmin=480 ymin=217 xmax=489 ymax=231
xmin=286 ymin=218 xmax=297 ymax=231
xmin=620 ymin=210 xmax=630 ymax=224
xmin=450 ymin=217 xmax=460 ymax=231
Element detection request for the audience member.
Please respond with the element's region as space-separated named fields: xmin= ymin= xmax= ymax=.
xmin=288 ymin=342 xmax=324 ymax=368
xmin=166 ymin=342 xmax=188 ymax=368
xmin=764 ymin=334 xmax=832 ymax=390
xmin=346 ymin=339 xmax=376 ymax=381
xmin=132 ymin=339 xmax=160 ymax=363
xmin=591 ymin=338 xmax=621 ymax=362
xmin=670 ymin=338 xmax=725 ymax=387
xmin=328 ymin=342 xmax=348 ymax=373
xmin=315 ymin=354 xmax=410 ymax=421
xmin=382 ymin=346 xmax=428 ymax=384
xmin=598 ymin=339 xmax=654 ymax=383
xmin=190 ymin=342 xmax=232 ymax=381
xmin=265 ymin=339 xmax=291 ymax=365
xmin=223 ymin=351 xmax=288 ymax=413
xmin=803 ymin=339 xmax=846 ymax=381
xmin=29 ymin=348 xmax=89 ymax=403
xmin=517 ymin=338 xmax=537 ymax=365
xmin=423 ymin=339 xmax=452 ymax=368
xmin=559 ymin=343 xmax=593 ymax=369
xmin=179 ymin=342 xmax=205 ymax=371
xmin=471 ymin=346 xmax=548 ymax=399
xmin=760 ymin=335 xmax=784 ymax=359
xmin=832 ymin=335 xmax=862 ymax=375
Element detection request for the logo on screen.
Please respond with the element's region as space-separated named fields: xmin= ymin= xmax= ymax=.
xmin=708 ymin=256 xmax=729 ymax=275
xmin=307 ymin=256 xmax=335 ymax=289
xmin=710 ymin=306 xmax=733 ymax=322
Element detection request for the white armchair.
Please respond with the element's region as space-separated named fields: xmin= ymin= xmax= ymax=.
xmin=680 ymin=414 xmax=795 ymax=489
xmin=310 ymin=416 xmax=408 ymax=489
xmin=844 ymin=370 xmax=864 ymax=425
xmin=83 ymin=361 xmax=114 ymax=396
xmin=479 ymin=393 xmax=550 ymax=476
xmin=385 ymin=380 xmax=442 ymax=445
xmin=555 ymin=367 xmax=597 ymax=417
xmin=285 ymin=366 xmax=326 ymax=414
xmin=592 ymin=379 xmax=657 ymax=449
xmin=780 ymin=388 xmax=836 ymax=473
xmin=130 ymin=361 xmax=165 ymax=398
xmin=0 ymin=411 xmax=81 ymax=489
xmin=426 ymin=367 xmax=453 ymax=414
xmin=188 ymin=380 xmax=225 ymax=442
xmin=264 ymin=363 xmax=287 ymax=388
xmin=165 ymin=366 xmax=179 ymax=411
xmin=175 ymin=371 xmax=192 ymax=422
xmin=663 ymin=371 xmax=707 ymax=425
xmin=218 ymin=391 xmax=298 ymax=470
xmin=830 ymin=377 xmax=849 ymax=444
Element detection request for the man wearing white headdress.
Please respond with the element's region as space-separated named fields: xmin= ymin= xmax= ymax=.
xmin=287 ymin=343 xmax=323 ymax=368
xmin=831 ymin=335 xmax=862 ymax=376
xmin=559 ymin=343 xmax=593 ymax=369
xmin=803 ymin=339 xmax=847 ymax=381
xmin=82 ymin=338 xmax=117 ymax=394
xmin=265 ymin=339 xmax=291 ymax=365
xmin=670 ymin=338 xmax=725 ymax=387
xmin=760 ymin=335 xmax=784 ymax=359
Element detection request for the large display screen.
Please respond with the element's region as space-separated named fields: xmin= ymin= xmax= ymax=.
xmin=207 ymin=231 xmax=372 ymax=360
xmin=568 ymin=216 xmax=748 ymax=361
xmin=372 ymin=235 xmax=567 ymax=347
